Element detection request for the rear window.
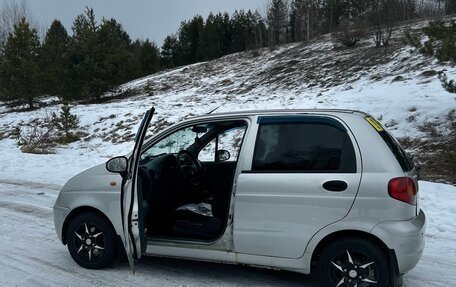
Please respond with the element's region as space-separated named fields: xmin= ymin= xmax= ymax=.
xmin=252 ymin=116 xmax=356 ymax=173
xmin=365 ymin=116 xmax=414 ymax=172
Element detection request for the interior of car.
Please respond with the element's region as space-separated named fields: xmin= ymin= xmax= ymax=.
xmin=136 ymin=120 xmax=247 ymax=241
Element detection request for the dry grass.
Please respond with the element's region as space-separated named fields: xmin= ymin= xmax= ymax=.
xmin=401 ymin=110 xmax=456 ymax=185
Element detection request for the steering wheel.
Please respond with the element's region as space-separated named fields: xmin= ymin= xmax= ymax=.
xmin=176 ymin=150 xmax=204 ymax=186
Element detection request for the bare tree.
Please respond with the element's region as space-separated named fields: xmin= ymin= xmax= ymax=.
xmin=416 ymin=0 xmax=448 ymax=17
xmin=291 ymin=0 xmax=317 ymax=42
xmin=0 ymin=0 xmax=35 ymax=45
xmin=392 ymin=0 xmax=415 ymax=20
xmin=368 ymin=0 xmax=399 ymax=47
xmin=435 ymin=0 xmax=446 ymax=15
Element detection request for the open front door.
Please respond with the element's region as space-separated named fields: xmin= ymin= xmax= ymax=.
xmin=121 ymin=107 xmax=154 ymax=272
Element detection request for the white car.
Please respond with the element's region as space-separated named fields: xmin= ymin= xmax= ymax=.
xmin=54 ymin=108 xmax=425 ymax=286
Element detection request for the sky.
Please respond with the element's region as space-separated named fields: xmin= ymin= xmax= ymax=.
xmin=23 ymin=0 xmax=267 ymax=46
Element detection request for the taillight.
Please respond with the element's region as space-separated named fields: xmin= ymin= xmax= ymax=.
xmin=388 ymin=177 xmax=417 ymax=205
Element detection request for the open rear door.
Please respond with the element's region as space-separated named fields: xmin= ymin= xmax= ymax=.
xmin=121 ymin=107 xmax=154 ymax=272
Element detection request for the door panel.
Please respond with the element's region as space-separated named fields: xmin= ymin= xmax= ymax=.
xmin=121 ymin=107 xmax=154 ymax=271
xmin=233 ymin=115 xmax=361 ymax=259
xmin=233 ymin=172 xmax=361 ymax=258
xmin=203 ymin=162 xmax=237 ymax=182
xmin=202 ymin=161 xmax=237 ymax=219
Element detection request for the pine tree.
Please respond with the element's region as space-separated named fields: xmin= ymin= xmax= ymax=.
xmin=66 ymin=8 xmax=136 ymax=101
xmin=66 ymin=7 xmax=101 ymax=100
xmin=245 ymin=10 xmax=263 ymax=50
xmin=290 ymin=0 xmax=303 ymax=42
xmin=253 ymin=11 xmax=268 ymax=49
xmin=230 ymin=10 xmax=263 ymax=52
xmin=178 ymin=15 xmax=204 ymax=64
xmin=439 ymin=73 xmax=456 ymax=93
xmin=219 ymin=12 xmax=233 ymax=55
xmin=139 ymin=39 xmax=160 ymax=75
xmin=290 ymin=0 xmax=318 ymax=42
xmin=0 ymin=52 xmax=4 ymax=98
xmin=0 ymin=81 xmax=3 ymax=104
xmin=322 ymin=0 xmax=346 ymax=33
xmin=53 ymin=103 xmax=80 ymax=143
xmin=97 ymin=18 xmax=136 ymax=90
xmin=0 ymin=17 xmax=40 ymax=108
xmin=199 ymin=12 xmax=222 ymax=60
xmin=231 ymin=10 xmax=248 ymax=52
xmin=39 ymin=20 xmax=69 ymax=98
xmin=267 ymin=0 xmax=288 ymax=46
xmin=421 ymin=20 xmax=456 ymax=63
xmin=161 ymin=34 xmax=180 ymax=68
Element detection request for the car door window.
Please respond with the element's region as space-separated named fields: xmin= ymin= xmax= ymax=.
xmin=252 ymin=117 xmax=356 ymax=172
xmin=199 ymin=138 xmax=216 ymax=161
xmin=198 ymin=126 xmax=247 ymax=162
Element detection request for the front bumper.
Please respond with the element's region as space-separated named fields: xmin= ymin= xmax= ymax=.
xmin=370 ymin=209 xmax=426 ymax=274
xmin=53 ymin=205 xmax=71 ymax=243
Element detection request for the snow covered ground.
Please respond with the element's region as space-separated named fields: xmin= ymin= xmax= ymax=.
xmin=0 ymin=179 xmax=454 ymax=286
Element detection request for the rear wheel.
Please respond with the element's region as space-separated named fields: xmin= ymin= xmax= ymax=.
xmin=66 ymin=212 xmax=117 ymax=269
xmin=317 ymin=238 xmax=389 ymax=287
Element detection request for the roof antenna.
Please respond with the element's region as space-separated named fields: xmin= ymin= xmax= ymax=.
xmin=207 ymin=104 xmax=222 ymax=115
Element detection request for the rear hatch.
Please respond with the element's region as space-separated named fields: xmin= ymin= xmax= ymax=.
xmin=365 ymin=116 xmax=419 ymax=215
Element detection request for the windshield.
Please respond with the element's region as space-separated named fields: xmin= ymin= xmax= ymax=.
xmin=141 ymin=126 xmax=203 ymax=158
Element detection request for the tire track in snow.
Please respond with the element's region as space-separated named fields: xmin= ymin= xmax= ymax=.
xmin=0 ymin=179 xmax=62 ymax=191
xmin=0 ymin=201 xmax=52 ymax=219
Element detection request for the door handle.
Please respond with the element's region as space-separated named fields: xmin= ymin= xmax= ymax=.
xmin=323 ymin=180 xmax=348 ymax=192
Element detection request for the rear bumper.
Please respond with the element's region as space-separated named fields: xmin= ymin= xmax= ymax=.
xmin=370 ymin=209 xmax=426 ymax=274
xmin=53 ymin=205 xmax=71 ymax=243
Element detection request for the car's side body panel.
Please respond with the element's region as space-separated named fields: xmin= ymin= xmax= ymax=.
xmin=232 ymin=114 xmax=363 ymax=259
xmin=145 ymin=244 xmax=311 ymax=273
xmin=233 ymin=172 xmax=362 ymax=259
xmin=342 ymin=114 xmax=417 ymax=221
xmin=143 ymin=208 xmax=425 ymax=275
xmin=370 ymin=209 xmax=426 ymax=273
xmin=54 ymin=164 xmax=124 ymax=242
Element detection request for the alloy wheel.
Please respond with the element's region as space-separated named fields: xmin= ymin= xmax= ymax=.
xmin=73 ymin=222 xmax=106 ymax=262
xmin=329 ymin=249 xmax=379 ymax=287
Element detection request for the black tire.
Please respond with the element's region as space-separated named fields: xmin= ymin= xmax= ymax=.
xmin=317 ymin=238 xmax=390 ymax=287
xmin=66 ymin=212 xmax=117 ymax=269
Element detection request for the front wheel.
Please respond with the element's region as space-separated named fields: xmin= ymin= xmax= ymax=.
xmin=317 ymin=238 xmax=390 ymax=287
xmin=66 ymin=212 xmax=117 ymax=269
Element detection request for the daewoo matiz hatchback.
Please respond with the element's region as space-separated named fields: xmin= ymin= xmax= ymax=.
xmin=54 ymin=108 xmax=425 ymax=287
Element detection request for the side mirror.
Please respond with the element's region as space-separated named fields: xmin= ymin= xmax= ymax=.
xmin=106 ymin=156 xmax=128 ymax=173
xmin=216 ymin=149 xmax=230 ymax=162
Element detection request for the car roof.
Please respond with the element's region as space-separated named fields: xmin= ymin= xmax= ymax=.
xmin=188 ymin=109 xmax=369 ymax=120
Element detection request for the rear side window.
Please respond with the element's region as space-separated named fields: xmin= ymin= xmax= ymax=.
xmin=365 ymin=117 xmax=414 ymax=172
xmin=252 ymin=116 xmax=356 ymax=173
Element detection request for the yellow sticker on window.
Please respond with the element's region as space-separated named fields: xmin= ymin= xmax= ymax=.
xmin=365 ymin=117 xmax=384 ymax=132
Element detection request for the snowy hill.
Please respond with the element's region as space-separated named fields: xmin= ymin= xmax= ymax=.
xmin=1 ymin=18 xmax=455 ymax=185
